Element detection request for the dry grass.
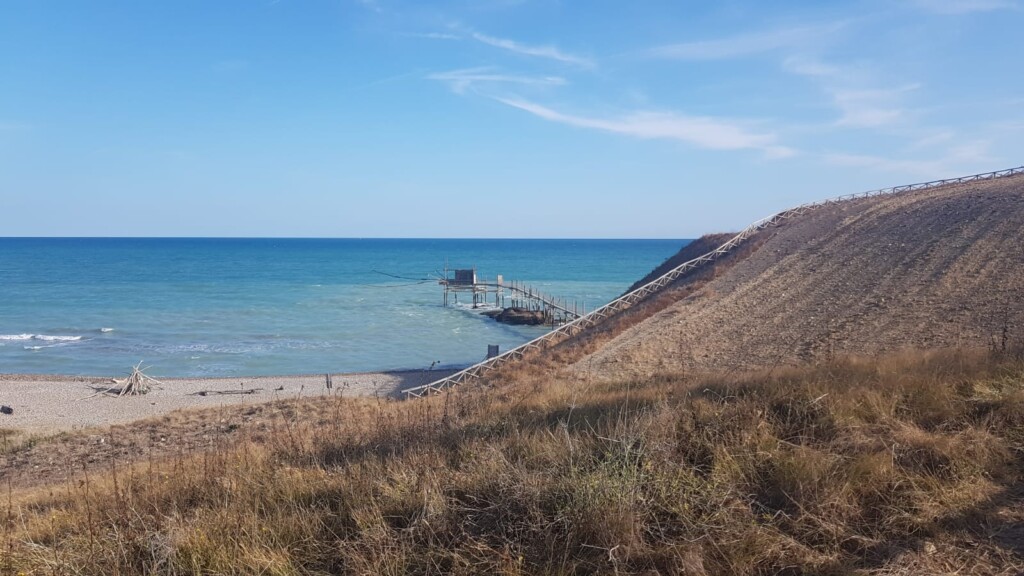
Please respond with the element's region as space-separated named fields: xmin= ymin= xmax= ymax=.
xmin=0 ymin=429 xmax=25 ymax=455
xmin=2 ymin=349 xmax=1023 ymax=575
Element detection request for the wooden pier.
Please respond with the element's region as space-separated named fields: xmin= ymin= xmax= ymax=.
xmin=440 ymin=266 xmax=584 ymax=326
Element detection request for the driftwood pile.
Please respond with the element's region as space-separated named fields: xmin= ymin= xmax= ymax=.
xmin=91 ymin=362 xmax=164 ymax=398
xmin=117 ymin=362 xmax=163 ymax=396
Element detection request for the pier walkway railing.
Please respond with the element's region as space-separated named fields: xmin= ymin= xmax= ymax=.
xmin=475 ymin=280 xmax=584 ymax=320
xmin=403 ymin=165 xmax=1024 ymax=398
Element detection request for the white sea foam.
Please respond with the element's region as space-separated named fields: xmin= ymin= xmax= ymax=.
xmin=100 ymin=327 xmax=115 ymax=333
xmin=2 ymin=333 xmax=84 ymax=342
xmin=3 ymin=334 xmax=85 ymax=349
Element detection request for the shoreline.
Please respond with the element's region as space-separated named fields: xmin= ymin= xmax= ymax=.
xmin=0 ymin=365 xmax=467 ymax=383
xmin=0 ymin=367 xmax=462 ymax=435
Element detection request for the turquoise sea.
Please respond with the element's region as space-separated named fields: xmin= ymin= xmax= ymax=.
xmin=0 ymin=238 xmax=688 ymax=377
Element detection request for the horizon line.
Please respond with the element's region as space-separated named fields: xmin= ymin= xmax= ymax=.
xmin=0 ymin=236 xmax=696 ymax=241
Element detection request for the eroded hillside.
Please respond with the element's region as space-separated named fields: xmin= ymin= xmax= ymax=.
xmin=573 ymin=174 xmax=1024 ymax=379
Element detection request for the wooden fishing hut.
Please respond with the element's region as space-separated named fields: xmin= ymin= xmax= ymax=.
xmin=440 ymin=267 xmax=506 ymax=308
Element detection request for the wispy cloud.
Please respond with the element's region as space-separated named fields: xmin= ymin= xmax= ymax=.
xmin=428 ymin=67 xmax=567 ymax=94
xmin=645 ymin=24 xmax=843 ymax=61
xmin=785 ymin=55 xmax=918 ymax=129
xmin=909 ymin=129 xmax=955 ymax=149
xmin=781 ymin=55 xmax=843 ymax=78
xmin=407 ymin=32 xmax=461 ymax=40
xmin=945 ymin=139 xmax=997 ymax=164
xmin=494 ymin=97 xmax=795 ymax=158
xmin=825 ymin=153 xmax=945 ymax=177
xmin=911 ymin=0 xmax=1017 ymax=14
xmin=355 ymin=0 xmax=382 ymax=12
xmin=826 ymin=139 xmax=996 ymax=177
xmin=832 ymin=84 xmax=919 ymax=128
xmin=471 ymin=32 xmax=594 ymax=68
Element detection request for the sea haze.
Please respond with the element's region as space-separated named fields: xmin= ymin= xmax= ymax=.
xmin=0 ymin=238 xmax=689 ymax=377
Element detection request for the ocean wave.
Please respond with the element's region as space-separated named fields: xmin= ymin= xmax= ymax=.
xmin=23 ymin=336 xmax=87 ymax=350
xmin=2 ymin=333 xmax=85 ymax=345
xmin=100 ymin=327 xmax=115 ymax=333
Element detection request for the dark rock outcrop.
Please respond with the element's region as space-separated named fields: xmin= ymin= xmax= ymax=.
xmin=489 ymin=307 xmax=548 ymax=326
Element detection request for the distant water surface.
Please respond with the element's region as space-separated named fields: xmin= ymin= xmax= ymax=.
xmin=0 ymin=238 xmax=688 ymax=377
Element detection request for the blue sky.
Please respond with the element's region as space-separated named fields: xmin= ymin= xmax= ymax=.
xmin=1 ymin=0 xmax=1022 ymax=238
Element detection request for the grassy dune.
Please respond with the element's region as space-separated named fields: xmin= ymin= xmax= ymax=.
xmin=3 ymin=349 xmax=1023 ymax=574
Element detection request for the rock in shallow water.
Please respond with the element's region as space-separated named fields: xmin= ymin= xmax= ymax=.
xmin=490 ymin=307 xmax=548 ymax=326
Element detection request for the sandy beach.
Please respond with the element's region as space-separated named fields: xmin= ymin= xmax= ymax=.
xmin=0 ymin=368 xmax=460 ymax=434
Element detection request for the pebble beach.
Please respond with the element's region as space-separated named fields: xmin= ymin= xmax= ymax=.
xmin=0 ymin=368 xmax=460 ymax=434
